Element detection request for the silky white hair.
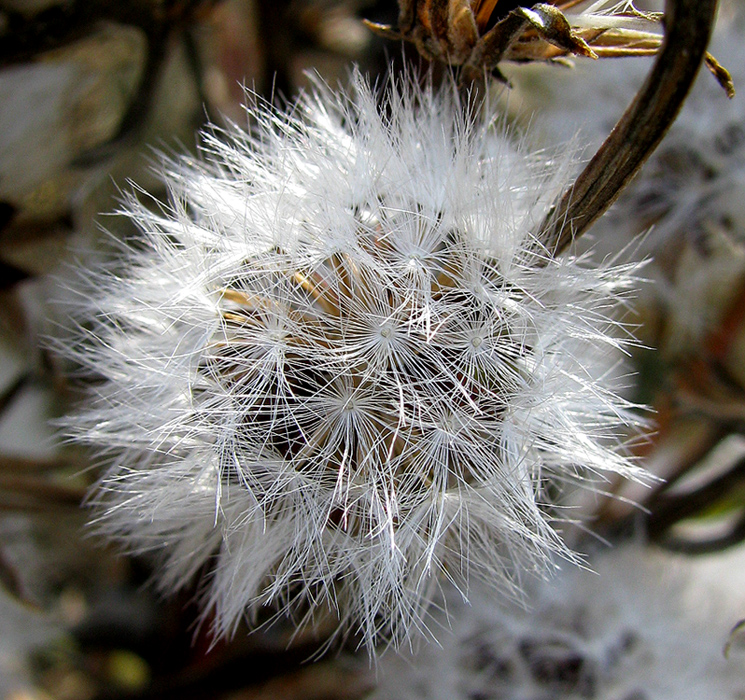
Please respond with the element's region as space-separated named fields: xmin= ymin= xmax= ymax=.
xmin=57 ymin=69 xmax=648 ymax=651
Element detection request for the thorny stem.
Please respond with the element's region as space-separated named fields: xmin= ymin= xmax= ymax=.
xmin=542 ymin=0 xmax=721 ymax=256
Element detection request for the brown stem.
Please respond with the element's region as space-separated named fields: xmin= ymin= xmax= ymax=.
xmin=542 ymin=0 xmax=720 ymax=255
xmin=0 ymin=474 xmax=85 ymax=508
xmin=658 ymin=513 xmax=745 ymax=555
xmin=647 ymin=453 xmax=745 ymax=536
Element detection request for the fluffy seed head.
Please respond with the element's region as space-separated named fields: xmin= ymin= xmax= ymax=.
xmin=59 ymin=70 xmax=646 ymax=649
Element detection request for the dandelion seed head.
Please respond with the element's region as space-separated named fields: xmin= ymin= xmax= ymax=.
xmin=59 ymin=69 xmax=647 ymax=650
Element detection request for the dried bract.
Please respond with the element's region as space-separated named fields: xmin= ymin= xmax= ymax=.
xmin=366 ymin=0 xmax=733 ymax=94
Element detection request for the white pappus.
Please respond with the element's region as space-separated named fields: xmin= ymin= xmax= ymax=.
xmin=56 ymin=69 xmax=648 ymax=650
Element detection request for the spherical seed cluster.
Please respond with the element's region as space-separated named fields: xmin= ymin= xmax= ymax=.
xmin=60 ymin=71 xmax=646 ymax=649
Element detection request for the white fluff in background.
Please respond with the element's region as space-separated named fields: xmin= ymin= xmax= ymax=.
xmin=57 ymin=70 xmax=647 ymax=650
xmin=370 ymin=545 xmax=745 ymax=699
